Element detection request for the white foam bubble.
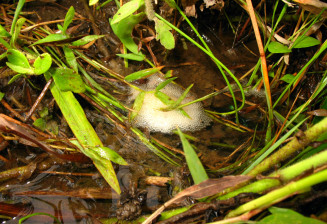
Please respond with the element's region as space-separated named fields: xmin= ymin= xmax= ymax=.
xmin=129 ymin=74 xmax=212 ymax=133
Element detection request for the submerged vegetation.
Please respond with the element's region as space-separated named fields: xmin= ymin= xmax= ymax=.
xmin=0 ymin=0 xmax=327 ymax=223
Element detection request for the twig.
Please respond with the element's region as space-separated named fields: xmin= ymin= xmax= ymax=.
xmin=24 ymin=78 xmax=53 ymax=122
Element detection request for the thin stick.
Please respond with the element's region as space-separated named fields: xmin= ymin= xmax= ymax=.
xmin=0 ymin=99 xmax=25 ymax=121
xmin=24 ymin=78 xmax=53 ymax=122
xmin=246 ymin=0 xmax=273 ymax=141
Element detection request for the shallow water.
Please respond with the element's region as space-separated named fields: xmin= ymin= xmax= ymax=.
xmin=0 ymin=1 xmax=261 ymax=223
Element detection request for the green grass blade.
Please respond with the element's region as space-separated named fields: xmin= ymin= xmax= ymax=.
xmin=44 ymin=72 xmax=121 ymax=194
xmin=10 ymin=0 xmax=26 ymax=35
xmin=242 ymin=117 xmax=307 ymax=175
xmin=177 ymin=127 xmax=208 ymax=184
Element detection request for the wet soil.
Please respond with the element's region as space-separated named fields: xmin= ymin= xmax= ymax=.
xmin=0 ymin=0 xmax=265 ymax=223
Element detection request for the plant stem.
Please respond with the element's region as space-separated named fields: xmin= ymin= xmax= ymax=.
xmin=246 ymin=0 xmax=273 ymax=142
xmin=226 ymin=168 xmax=327 ymax=218
xmin=248 ymin=116 xmax=327 ymax=176
xmin=219 ymin=147 xmax=327 ymax=201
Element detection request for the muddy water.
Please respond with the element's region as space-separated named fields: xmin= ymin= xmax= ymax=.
xmin=0 ymin=1 xmax=260 ymax=223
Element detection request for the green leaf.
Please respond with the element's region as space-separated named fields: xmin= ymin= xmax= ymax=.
xmin=57 ymin=24 xmax=64 ymax=33
xmin=0 ymin=92 xmax=4 ymax=101
xmin=161 ymin=84 xmax=193 ymax=111
xmin=293 ymin=36 xmax=321 ymax=49
xmin=10 ymin=0 xmax=26 ymax=35
xmin=92 ymin=146 xmax=128 ymax=165
xmin=10 ymin=18 xmax=26 ymax=48
xmin=89 ymin=0 xmax=99 ymax=5
xmin=32 ymin=33 xmax=69 ymax=46
xmin=155 ymin=19 xmax=175 ymax=50
xmin=63 ymin=46 xmax=78 ymax=72
xmin=45 ymin=72 xmax=121 ymax=194
xmin=111 ymin=0 xmax=145 ymax=24
xmin=50 ymin=67 xmax=85 ymax=93
xmin=33 ymin=118 xmax=46 ymax=131
xmin=110 ymin=13 xmax=145 ymax=54
xmin=155 ymin=77 xmax=177 ymax=92
xmin=130 ymin=91 xmax=145 ymax=121
xmin=8 ymin=74 xmax=24 ymax=84
xmin=165 ymin=70 xmax=173 ymax=78
xmin=154 ymin=90 xmax=172 ymax=105
xmin=280 ymin=74 xmax=296 ymax=84
xmin=0 ymin=25 xmax=11 ymax=38
xmin=6 ymin=63 xmax=34 ymax=74
xmin=63 ymin=6 xmax=75 ymax=34
xmin=38 ymin=107 xmax=49 ymax=118
xmin=163 ymin=0 xmax=177 ymax=9
xmin=177 ymin=128 xmax=208 ymax=184
xmin=71 ymin=35 xmax=105 ymax=46
xmin=124 ymin=67 xmax=161 ymax=82
xmin=258 ymin=207 xmax=325 ymax=224
xmin=33 ymin=53 xmax=52 ymax=75
xmin=7 ymin=49 xmax=30 ymax=68
xmin=267 ymin=41 xmax=291 ymax=53
xmin=116 ymin=53 xmax=145 ymax=61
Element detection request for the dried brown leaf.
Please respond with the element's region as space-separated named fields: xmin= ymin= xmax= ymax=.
xmin=307 ymin=109 xmax=327 ymax=117
xmin=142 ymin=175 xmax=251 ymax=224
xmin=293 ymin=0 xmax=327 ymax=18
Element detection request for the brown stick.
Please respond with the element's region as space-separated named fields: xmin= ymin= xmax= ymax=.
xmin=245 ymin=0 xmax=272 ymax=107
xmin=24 ymin=78 xmax=53 ymax=122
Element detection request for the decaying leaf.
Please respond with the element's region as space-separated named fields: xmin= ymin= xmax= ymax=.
xmin=142 ymin=175 xmax=252 ymax=224
xmin=293 ymin=0 xmax=327 ymax=18
xmin=307 ymin=109 xmax=327 ymax=117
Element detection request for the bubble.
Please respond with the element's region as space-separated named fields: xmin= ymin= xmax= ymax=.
xmin=129 ymin=74 xmax=212 ymax=133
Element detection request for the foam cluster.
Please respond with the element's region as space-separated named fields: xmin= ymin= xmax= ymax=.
xmin=129 ymin=74 xmax=212 ymax=134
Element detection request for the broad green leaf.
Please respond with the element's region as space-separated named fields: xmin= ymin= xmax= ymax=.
xmin=155 ymin=19 xmax=175 ymax=50
xmin=92 ymin=146 xmax=128 ymax=165
xmin=33 ymin=53 xmax=52 ymax=75
xmin=258 ymin=207 xmax=325 ymax=224
xmin=71 ymin=34 xmax=105 ymax=46
xmin=110 ymin=13 xmax=145 ymax=54
xmin=63 ymin=6 xmax=75 ymax=34
xmin=50 ymin=67 xmax=85 ymax=93
xmin=7 ymin=49 xmax=30 ymax=68
xmin=45 ymin=71 xmax=121 ymax=194
xmin=63 ymin=46 xmax=78 ymax=72
xmin=280 ymin=74 xmax=296 ymax=84
xmin=125 ymin=67 xmax=161 ymax=82
xmin=8 ymin=74 xmax=24 ymax=84
xmin=33 ymin=118 xmax=46 ymax=131
xmin=293 ymin=36 xmax=321 ymax=49
xmin=6 ymin=63 xmax=34 ymax=74
xmin=32 ymin=33 xmax=69 ymax=45
xmin=177 ymin=128 xmax=208 ymax=184
xmin=89 ymin=0 xmax=99 ymax=5
xmin=0 ymin=25 xmax=11 ymax=38
xmin=0 ymin=92 xmax=4 ymax=101
xmin=111 ymin=0 xmax=145 ymax=24
xmin=268 ymin=41 xmax=291 ymax=53
xmin=116 ymin=53 xmax=145 ymax=61
xmin=130 ymin=91 xmax=145 ymax=121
